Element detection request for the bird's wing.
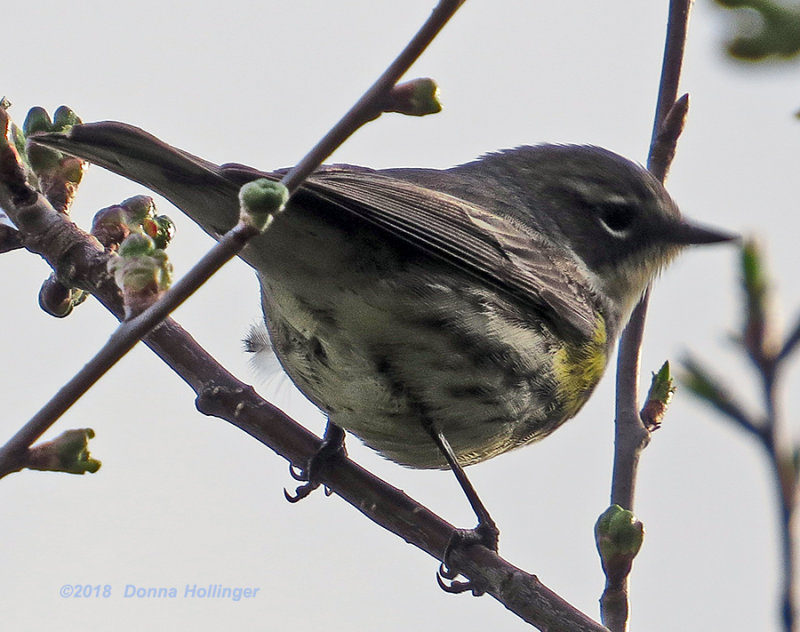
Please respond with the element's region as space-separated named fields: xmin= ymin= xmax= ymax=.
xmin=296 ymin=168 xmax=599 ymax=338
xmin=32 ymin=121 xmax=599 ymax=338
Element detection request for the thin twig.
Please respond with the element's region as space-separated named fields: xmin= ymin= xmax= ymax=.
xmin=611 ymin=0 xmax=692 ymax=512
xmin=761 ymin=357 xmax=796 ymax=631
xmin=604 ymin=0 xmax=693 ymax=629
xmin=611 ymin=292 xmax=652 ymax=511
xmin=682 ymin=355 xmax=767 ymax=441
xmin=684 ymin=240 xmax=800 ymax=631
xmin=649 ymin=0 xmax=692 ymax=161
xmin=280 ymin=0 xmax=465 ymax=193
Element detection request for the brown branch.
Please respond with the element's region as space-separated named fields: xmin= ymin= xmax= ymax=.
xmin=199 ymin=380 xmax=608 ymax=631
xmin=604 ymin=0 xmax=693 ymax=630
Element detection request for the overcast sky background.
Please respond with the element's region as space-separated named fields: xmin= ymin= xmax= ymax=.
xmin=3 ymin=2 xmax=799 ymax=630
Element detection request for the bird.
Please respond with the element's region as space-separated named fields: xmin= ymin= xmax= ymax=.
xmin=31 ymin=122 xmax=735 ymax=575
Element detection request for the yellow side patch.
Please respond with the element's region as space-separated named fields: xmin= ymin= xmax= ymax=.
xmin=552 ymin=318 xmax=609 ymax=418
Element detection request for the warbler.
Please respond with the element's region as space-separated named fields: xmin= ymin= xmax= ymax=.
xmin=33 ymin=123 xmax=734 ymax=551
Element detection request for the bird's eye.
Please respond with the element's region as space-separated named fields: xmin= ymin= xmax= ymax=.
xmin=596 ymin=202 xmax=635 ymax=236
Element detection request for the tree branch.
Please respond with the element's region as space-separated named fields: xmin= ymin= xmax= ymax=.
xmin=603 ymin=0 xmax=693 ymax=629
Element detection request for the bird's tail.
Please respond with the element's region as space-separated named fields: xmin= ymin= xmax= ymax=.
xmin=30 ymin=121 xmax=262 ymax=240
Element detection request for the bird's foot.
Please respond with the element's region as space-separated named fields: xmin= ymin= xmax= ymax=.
xmin=284 ymin=422 xmax=346 ymax=503
xmin=436 ymin=519 xmax=499 ymax=596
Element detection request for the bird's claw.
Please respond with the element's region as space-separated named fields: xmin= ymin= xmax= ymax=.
xmin=288 ymin=463 xmax=306 ymax=482
xmin=435 ymin=522 xmax=498 ymax=596
xmin=283 ymin=462 xmax=335 ymax=503
xmin=436 ymin=561 xmax=482 ymax=595
xmin=283 ymin=473 xmax=320 ymax=504
xmin=283 ymin=424 xmax=346 ymax=504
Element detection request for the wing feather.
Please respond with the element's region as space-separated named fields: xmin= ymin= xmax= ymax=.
xmin=296 ymin=169 xmax=599 ymax=338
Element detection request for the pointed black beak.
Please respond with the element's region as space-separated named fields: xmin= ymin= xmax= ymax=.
xmin=672 ymin=220 xmax=739 ymax=246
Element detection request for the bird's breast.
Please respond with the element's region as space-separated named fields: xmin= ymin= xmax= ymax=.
xmin=251 ymin=206 xmax=609 ymax=468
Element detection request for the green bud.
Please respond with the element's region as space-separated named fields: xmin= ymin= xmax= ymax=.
xmin=740 ymin=238 xmax=779 ymax=367
xmin=27 ymin=428 xmax=101 ymax=474
xmin=109 ymin=232 xmax=173 ymax=311
xmin=596 ymin=505 xmax=644 ymax=559
xmin=238 ymin=178 xmax=289 ymax=231
xmin=595 ymin=505 xmax=644 ymax=583
xmin=91 ymin=196 xmax=175 ymax=250
xmin=118 ymin=232 xmax=155 ymax=257
xmin=120 ymin=255 xmax=171 ymax=293
xmin=648 ymin=361 xmax=675 ymax=404
xmin=121 ymin=195 xmax=157 ymax=225
xmin=52 ymin=105 xmax=82 ymax=132
xmin=23 ymin=107 xmax=53 ymax=135
xmin=147 ymin=215 xmax=176 ymax=250
xmin=55 ymin=428 xmax=101 ymax=474
xmin=641 ymin=361 xmax=676 ymax=429
xmin=22 ymin=107 xmax=84 ymax=202
xmin=385 ymin=78 xmax=443 ymax=116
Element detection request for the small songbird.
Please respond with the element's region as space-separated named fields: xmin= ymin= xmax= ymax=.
xmin=33 ymin=123 xmax=735 ymax=566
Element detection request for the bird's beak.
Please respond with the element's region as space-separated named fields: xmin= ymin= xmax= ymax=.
xmin=672 ymin=220 xmax=739 ymax=246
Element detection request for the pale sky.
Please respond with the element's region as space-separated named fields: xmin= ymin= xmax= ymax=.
xmin=3 ymin=2 xmax=799 ymax=631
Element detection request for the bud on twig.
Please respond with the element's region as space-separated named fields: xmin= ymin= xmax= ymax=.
xmin=26 ymin=428 xmax=101 ymax=475
xmin=595 ymin=504 xmax=645 ymax=585
xmin=108 ymin=232 xmax=173 ymax=318
xmin=91 ymin=195 xmax=175 ymax=251
xmin=640 ymin=361 xmax=676 ymax=430
xmin=238 ymin=179 xmax=289 ymax=231
xmin=22 ymin=105 xmax=86 ymax=213
xmin=740 ymin=238 xmax=779 ymax=373
xmin=382 ymin=78 xmax=443 ymax=116
xmin=38 ymin=273 xmax=87 ymax=318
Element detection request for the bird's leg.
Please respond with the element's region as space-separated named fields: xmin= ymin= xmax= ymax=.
xmin=423 ymin=419 xmax=498 ymax=596
xmin=284 ymin=420 xmax=346 ymax=503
